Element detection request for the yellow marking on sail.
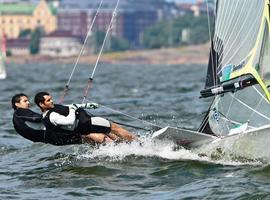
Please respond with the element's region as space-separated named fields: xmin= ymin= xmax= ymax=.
xmin=229 ymin=0 xmax=270 ymax=101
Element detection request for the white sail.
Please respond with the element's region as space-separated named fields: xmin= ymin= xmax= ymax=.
xmin=0 ymin=33 xmax=7 ymax=80
xmin=0 ymin=54 xmax=7 ymax=80
xmin=153 ymin=0 xmax=270 ymax=157
xmin=203 ymin=0 xmax=270 ymax=136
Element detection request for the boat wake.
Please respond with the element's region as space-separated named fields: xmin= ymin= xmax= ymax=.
xmin=73 ymin=137 xmax=264 ymax=166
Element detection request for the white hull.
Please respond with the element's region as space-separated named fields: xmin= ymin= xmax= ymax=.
xmin=198 ymin=124 xmax=270 ymax=161
xmin=151 ymin=126 xmax=218 ymax=147
xmin=152 ymin=125 xmax=270 ymax=161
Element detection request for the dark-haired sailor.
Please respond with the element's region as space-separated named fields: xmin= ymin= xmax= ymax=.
xmin=12 ymin=93 xmax=46 ymax=143
xmin=12 ymin=93 xmax=85 ymax=145
xmin=34 ymin=91 xmax=136 ymax=144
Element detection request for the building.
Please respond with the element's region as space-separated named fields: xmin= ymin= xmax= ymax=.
xmin=58 ymin=0 xmax=163 ymax=48
xmin=57 ymin=9 xmax=88 ymax=39
xmin=6 ymin=38 xmax=30 ymax=55
xmin=0 ymin=0 xmax=57 ymax=39
xmin=39 ymin=31 xmax=82 ymax=57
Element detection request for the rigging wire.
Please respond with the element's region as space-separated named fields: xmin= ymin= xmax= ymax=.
xmin=82 ymin=0 xmax=120 ymax=104
xmin=99 ymin=104 xmax=162 ymax=130
xmin=59 ymin=0 xmax=104 ymax=103
xmin=98 ymin=104 xmax=208 ymax=132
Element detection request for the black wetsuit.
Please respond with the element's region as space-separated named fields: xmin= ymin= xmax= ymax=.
xmin=12 ymin=108 xmax=45 ymax=143
xmin=13 ymin=107 xmax=82 ymax=146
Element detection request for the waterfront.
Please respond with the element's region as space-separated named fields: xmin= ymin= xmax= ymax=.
xmin=6 ymin=44 xmax=209 ymax=66
xmin=0 ymin=63 xmax=270 ymax=199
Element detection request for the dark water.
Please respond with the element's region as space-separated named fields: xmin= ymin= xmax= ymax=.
xmin=1 ymin=62 xmax=270 ymax=199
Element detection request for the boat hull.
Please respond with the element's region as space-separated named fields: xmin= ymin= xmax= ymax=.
xmin=198 ymin=125 xmax=270 ymax=161
xmin=152 ymin=125 xmax=270 ymax=161
xmin=151 ymin=126 xmax=217 ymax=148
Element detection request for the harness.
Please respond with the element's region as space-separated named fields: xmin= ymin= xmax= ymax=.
xmin=42 ymin=104 xmax=81 ymax=145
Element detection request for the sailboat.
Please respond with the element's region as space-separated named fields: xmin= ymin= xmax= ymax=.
xmin=0 ymin=33 xmax=7 ymax=80
xmin=152 ymin=0 xmax=270 ymax=159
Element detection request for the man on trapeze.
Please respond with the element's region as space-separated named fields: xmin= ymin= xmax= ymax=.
xmin=34 ymin=91 xmax=136 ymax=145
xmin=12 ymin=93 xmax=89 ymax=145
xmin=12 ymin=93 xmax=50 ymax=143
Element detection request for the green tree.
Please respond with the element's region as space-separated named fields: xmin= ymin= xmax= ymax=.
xmin=29 ymin=28 xmax=41 ymax=54
xmin=92 ymin=30 xmax=129 ymax=52
xmin=19 ymin=29 xmax=31 ymax=38
xmin=92 ymin=30 xmax=106 ymax=53
xmin=143 ymin=22 xmax=169 ymax=49
xmin=110 ymin=36 xmax=129 ymax=51
xmin=142 ymin=14 xmax=211 ymax=48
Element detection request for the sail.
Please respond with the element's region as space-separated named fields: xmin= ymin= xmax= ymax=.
xmin=0 ymin=55 xmax=6 ymax=80
xmin=200 ymin=0 xmax=270 ymax=136
xmin=0 ymin=33 xmax=6 ymax=80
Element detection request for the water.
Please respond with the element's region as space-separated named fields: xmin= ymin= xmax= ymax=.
xmin=1 ymin=62 xmax=270 ymax=199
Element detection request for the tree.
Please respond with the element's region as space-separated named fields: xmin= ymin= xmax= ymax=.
xmin=92 ymin=30 xmax=129 ymax=53
xmin=29 ymin=28 xmax=42 ymax=54
xmin=110 ymin=36 xmax=129 ymax=52
xmin=19 ymin=29 xmax=31 ymax=38
xmin=142 ymin=14 xmax=210 ymax=48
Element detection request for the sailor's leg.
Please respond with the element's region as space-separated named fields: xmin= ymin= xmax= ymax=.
xmin=107 ymin=133 xmax=120 ymax=141
xmin=110 ymin=122 xmax=136 ymax=141
xmin=84 ymin=133 xmax=113 ymax=144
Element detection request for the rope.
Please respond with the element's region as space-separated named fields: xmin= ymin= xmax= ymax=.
xmin=109 ymin=120 xmax=152 ymax=131
xmin=82 ymin=0 xmax=120 ymax=104
xmin=99 ymin=104 xmax=162 ymax=129
xmin=59 ymin=0 xmax=104 ymax=103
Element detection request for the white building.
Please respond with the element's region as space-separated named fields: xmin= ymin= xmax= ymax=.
xmin=39 ymin=31 xmax=82 ymax=57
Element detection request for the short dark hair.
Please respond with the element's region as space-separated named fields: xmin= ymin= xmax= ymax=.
xmin=34 ymin=92 xmax=49 ymax=108
xmin=11 ymin=93 xmax=28 ymax=110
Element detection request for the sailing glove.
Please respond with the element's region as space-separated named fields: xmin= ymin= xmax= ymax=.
xmin=85 ymin=102 xmax=99 ymax=109
xmin=70 ymin=103 xmax=79 ymax=110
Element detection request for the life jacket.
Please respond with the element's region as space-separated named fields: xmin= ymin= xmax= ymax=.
xmin=43 ymin=104 xmax=81 ymax=145
xmin=75 ymin=107 xmax=93 ymax=135
xmin=75 ymin=108 xmax=111 ymax=134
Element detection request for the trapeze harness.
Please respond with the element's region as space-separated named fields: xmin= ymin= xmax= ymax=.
xmin=42 ymin=104 xmax=111 ymax=145
xmin=42 ymin=104 xmax=82 ymax=145
xmin=13 ymin=108 xmax=45 ymax=143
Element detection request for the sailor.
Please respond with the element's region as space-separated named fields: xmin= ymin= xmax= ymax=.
xmin=12 ymin=93 xmax=82 ymax=145
xmin=12 ymin=93 xmax=46 ymax=143
xmin=34 ymin=91 xmax=136 ymax=144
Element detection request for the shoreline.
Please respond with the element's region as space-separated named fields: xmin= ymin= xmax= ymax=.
xmin=6 ymin=44 xmax=209 ymax=65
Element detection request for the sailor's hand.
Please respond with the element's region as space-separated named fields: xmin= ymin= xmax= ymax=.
xmin=70 ymin=103 xmax=79 ymax=110
xmin=86 ymin=102 xmax=99 ymax=109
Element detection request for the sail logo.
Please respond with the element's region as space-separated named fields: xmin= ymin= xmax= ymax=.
xmin=220 ymin=61 xmax=246 ymax=82
xmin=212 ymin=108 xmax=219 ymax=122
xmin=221 ymin=64 xmax=233 ymax=82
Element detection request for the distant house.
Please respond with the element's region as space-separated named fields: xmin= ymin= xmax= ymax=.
xmin=57 ymin=9 xmax=88 ymax=39
xmin=39 ymin=31 xmax=83 ymax=57
xmin=57 ymin=8 xmax=124 ymax=42
xmin=0 ymin=0 xmax=57 ymax=39
xmin=6 ymin=38 xmax=30 ymax=55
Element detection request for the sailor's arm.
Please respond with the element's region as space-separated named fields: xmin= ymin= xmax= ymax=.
xmin=49 ymin=109 xmax=76 ymax=126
